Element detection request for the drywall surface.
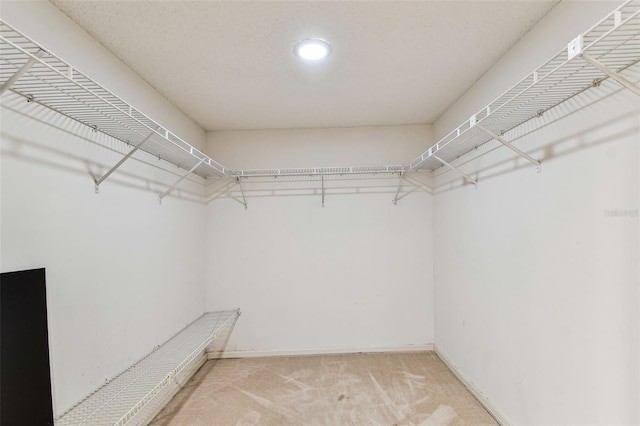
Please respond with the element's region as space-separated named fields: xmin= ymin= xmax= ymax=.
xmin=207 ymin=125 xmax=431 ymax=170
xmin=0 ymin=92 xmax=207 ymax=416
xmin=0 ymin=1 xmax=206 ymax=150
xmin=432 ymin=2 xmax=639 ymax=424
xmin=205 ymin=192 xmax=433 ymax=354
xmin=205 ymin=125 xmax=434 ymax=354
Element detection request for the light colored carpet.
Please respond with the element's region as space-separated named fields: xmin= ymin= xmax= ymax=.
xmin=150 ymin=351 xmax=498 ymax=425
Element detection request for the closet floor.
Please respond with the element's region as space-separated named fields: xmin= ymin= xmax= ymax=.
xmin=150 ymin=351 xmax=497 ymax=425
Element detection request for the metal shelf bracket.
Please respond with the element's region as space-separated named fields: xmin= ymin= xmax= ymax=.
xmin=476 ymin=124 xmax=541 ymax=172
xmin=393 ymin=172 xmax=404 ymax=205
xmin=158 ymin=159 xmax=206 ymax=204
xmin=0 ymin=49 xmax=44 ymax=96
xmin=580 ymin=54 xmax=640 ymax=97
xmin=433 ymin=155 xmax=478 ymax=188
xmin=94 ymin=132 xmax=155 ymax=193
xmin=236 ymin=177 xmax=248 ymax=210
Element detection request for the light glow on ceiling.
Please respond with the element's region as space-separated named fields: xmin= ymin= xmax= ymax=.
xmin=294 ymin=38 xmax=332 ymax=61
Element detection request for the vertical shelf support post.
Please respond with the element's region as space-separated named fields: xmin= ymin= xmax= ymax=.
xmin=236 ymin=177 xmax=248 ymax=210
xmin=159 ymin=158 xmax=206 ymax=204
xmin=476 ymin=124 xmax=541 ymax=172
xmin=580 ymin=54 xmax=640 ymax=96
xmin=433 ymin=155 xmax=478 ymax=187
xmin=94 ymin=132 xmax=155 ymax=193
xmin=393 ymin=172 xmax=404 ymax=205
xmin=321 ymin=175 xmax=325 ymax=208
xmin=0 ymin=49 xmax=44 ymax=96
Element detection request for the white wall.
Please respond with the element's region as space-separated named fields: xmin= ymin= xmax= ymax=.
xmin=0 ymin=92 xmax=207 ymax=417
xmin=432 ymin=1 xmax=639 ymax=424
xmin=0 ymin=2 xmax=208 ymax=416
xmin=207 ymin=125 xmax=430 ymax=169
xmin=205 ymin=125 xmax=435 ymax=354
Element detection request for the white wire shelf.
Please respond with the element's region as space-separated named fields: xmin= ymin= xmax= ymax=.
xmin=55 ymin=309 xmax=240 ymax=426
xmin=232 ymin=165 xmax=406 ymax=179
xmin=0 ymin=20 xmax=232 ymax=180
xmin=408 ymin=0 xmax=640 ymax=172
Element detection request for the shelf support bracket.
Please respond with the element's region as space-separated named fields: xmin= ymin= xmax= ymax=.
xmin=94 ymin=132 xmax=154 ymax=193
xmin=433 ymin=155 xmax=477 ymax=187
xmin=476 ymin=124 xmax=541 ymax=172
xmin=580 ymin=54 xmax=640 ymax=97
xmin=0 ymin=49 xmax=44 ymax=96
xmin=159 ymin=158 xmax=206 ymax=204
xmin=236 ymin=177 xmax=248 ymax=210
xmin=321 ymin=175 xmax=325 ymax=208
xmin=393 ymin=172 xmax=404 ymax=205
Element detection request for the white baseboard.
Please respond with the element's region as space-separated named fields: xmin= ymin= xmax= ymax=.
xmin=434 ymin=346 xmax=510 ymax=426
xmin=208 ymin=344 xmax=434 ymax=359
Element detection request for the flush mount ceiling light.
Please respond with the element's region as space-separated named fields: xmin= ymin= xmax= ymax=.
xmin=294 ymin=38 xmax=332 ymax=61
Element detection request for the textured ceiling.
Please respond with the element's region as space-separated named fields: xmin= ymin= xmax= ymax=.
xmin=50 ymin=1 xmax=558 ymax=131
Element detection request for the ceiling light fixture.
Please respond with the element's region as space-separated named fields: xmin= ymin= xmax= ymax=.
xmin=294 ymin=38 xmax=332 ymax=61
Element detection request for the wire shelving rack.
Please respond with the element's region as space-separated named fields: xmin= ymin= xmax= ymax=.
xmin=0 ymin=2 xmax=639 ymax=189
xmin=54 ymin=309 xmax=240 ymax=426
xmin=232 ymin=165 xmax=405 ymax=178
xmin=0 ymin=20 xmax=232 ymax=183
xmin=407 ymin=0 xmax=640 ymax=178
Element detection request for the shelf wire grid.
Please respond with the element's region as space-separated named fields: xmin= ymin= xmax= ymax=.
xmin=0 ymin=20 xmax=231 ymax=179
xmin=232 ymin=165 xmax=406 ymax=179
xmin=54 ymin=309 xmax=240 ymax=426
xmin=409 ymin=0 xmax=640 ymax=171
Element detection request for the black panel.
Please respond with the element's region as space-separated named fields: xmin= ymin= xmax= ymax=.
xmin=1 ymin=268 xmax=54 ymax=425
